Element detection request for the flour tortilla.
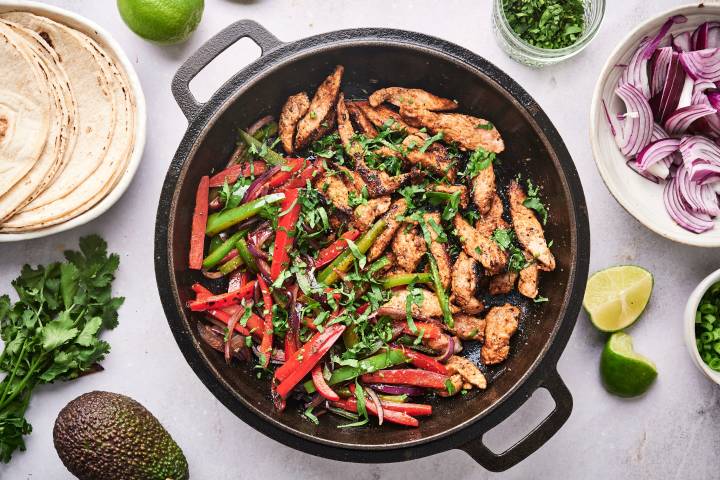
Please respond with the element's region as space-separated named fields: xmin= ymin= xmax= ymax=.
xmin=1 ymin=12 xmax=116 ymax=211
xmin=0 ymin=25 xmax=50 ymax=198
xmin=1 ymin=28 xmax=135 ymax=231
xmin=0 ymin=20 xmax=75 ymax=221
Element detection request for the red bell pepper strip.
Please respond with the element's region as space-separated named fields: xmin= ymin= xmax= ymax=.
xmin=315 ymin=230 xmax=361 ymax=268
xmin=257 ymin=276 xmax=274 ymax=369
xmin=311 ymin=364 xmax=340 ymax=401
xmin=208 ymin=161 xmax=267 ymax=187
xmin=281 ymin=163 xmax=321 ymax=189
xmin=360 ymin=369 xmax=449 ymax=389
xmin=338 ymin=395 xmax=431 ymax=416
xmin=273 ymin=324 xmax=346 ymax=399
xmin=189 ymin=176 xmax=210 ymax=270
xmin=187 ymin=281 xmax=256 ymax=311
xmin=402 ymin=321 xmax=443 ymax=340
xmin=270 ymin=188 xmax=301 ymax=280
xmin=331 ymin=398 xmax=419 ymax=427
xmin=192 ymin=283 xmax=262 ymax=338
xmin=395 ymin=346 xmax=448 ymax=375
xmin=267 ymin=158 xmax=305 ymax=189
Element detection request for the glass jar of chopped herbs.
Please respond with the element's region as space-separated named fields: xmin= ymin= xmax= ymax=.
xmin=492 ymin=0 xmax=605 ymax=67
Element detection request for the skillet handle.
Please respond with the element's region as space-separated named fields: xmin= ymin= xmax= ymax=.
xmin=171 ymin=20 xmax=283 ymax=121
xmin=460 ymin=369 xmax=572 ymax=472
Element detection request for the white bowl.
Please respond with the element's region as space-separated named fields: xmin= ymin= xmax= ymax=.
xmin=684 ymin=268 xmax=720 ymax=385
xmin=0 ymin=0 xmax=146 ymax=242
xmin=590 ymin=3 xmax=720 ymax=248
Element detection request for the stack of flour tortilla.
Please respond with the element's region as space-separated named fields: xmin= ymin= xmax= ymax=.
xmin=0 ymin=11 xmax=136 ymax=233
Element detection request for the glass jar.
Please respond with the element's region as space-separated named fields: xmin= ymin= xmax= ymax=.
xmin=492 ymin=0 xmax=605 ymax=67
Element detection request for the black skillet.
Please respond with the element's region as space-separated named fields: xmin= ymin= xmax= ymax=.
xmin=155 ymin=20 xmax=590 ymax=472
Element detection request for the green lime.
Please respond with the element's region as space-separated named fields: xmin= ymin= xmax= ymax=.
xmin=583 ymin=265 xmax=653 ymax=332
xmin=600 ymin=332 xmax=657 ymax=397
xmin=117 ymin=0 xmax=204 ymax=44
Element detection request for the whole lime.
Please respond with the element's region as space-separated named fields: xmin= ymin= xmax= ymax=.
xmin=117 ymin=0 xmax=204 ymax=44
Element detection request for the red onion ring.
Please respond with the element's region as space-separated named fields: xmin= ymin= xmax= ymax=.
xmin=364 ymin=387 xmax=384 ymax=425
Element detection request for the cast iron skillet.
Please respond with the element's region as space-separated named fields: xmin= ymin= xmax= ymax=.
xmin=155 ymin=20 xmax=590 ymax=472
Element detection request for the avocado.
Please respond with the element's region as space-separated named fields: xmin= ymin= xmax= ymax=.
xmin=53 ymin=391 xmax=189 ymax=480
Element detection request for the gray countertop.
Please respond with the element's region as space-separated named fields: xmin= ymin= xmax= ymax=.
xmin=1 ymin=0 xmax=718 ymax=478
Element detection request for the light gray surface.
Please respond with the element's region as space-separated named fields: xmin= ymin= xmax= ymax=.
xmin=1 ymin=0 xmax=718 ymax=478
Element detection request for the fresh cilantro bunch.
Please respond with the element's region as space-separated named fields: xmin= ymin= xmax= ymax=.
xmin=0 ymin=235 xmax=123 ymax=463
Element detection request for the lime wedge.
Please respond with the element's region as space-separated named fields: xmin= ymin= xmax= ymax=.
xmin=583 ymin=265 xmax=653 ymax=332
xmin=600 ymin=332 xmax=657 ymax=397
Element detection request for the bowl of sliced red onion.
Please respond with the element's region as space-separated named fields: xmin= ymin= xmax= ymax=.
xmin=591 ymin=4 xmax=720 ymax=247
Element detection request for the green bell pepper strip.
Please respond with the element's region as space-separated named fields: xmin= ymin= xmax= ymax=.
xmin=235 ymin=237 xmax=257 ymax=273
xmin=238 ymin=129 xmax=285 ymax=166
xmin=380 ymin=273 xmax=432 ymax=289
xmin=218 ymin=255 xmax=244 ymax=276
xmin=317 ymin=219 xmax=387 ymax=285
xmin=208 ymin=235 xmax=224 ymax=254
xmin=206 ymin=192 xmax=285 ymax=236
xmin=303 ymin=348 xmax=408 ymax=394
xmin=202 ymin=230 xmax=246 ymax=269
xmin=427 ymin=252 xmax=454 ymax=328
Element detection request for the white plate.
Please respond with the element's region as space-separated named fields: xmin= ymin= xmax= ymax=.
xmin=590 ymin=3 xmax=720 ymax=248
xmin=0 ymin=0 xmax=146 ymax=242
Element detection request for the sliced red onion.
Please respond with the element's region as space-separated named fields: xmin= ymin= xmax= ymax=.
xmin=651 ymin=47 xmax=674 ymax=97
xmin=664 ymin=175 xmax=716 ymax=233
xmin=707 ymin=23 xmax=720 ymax=49
xmin=694 ymin=22 xmax=710 ymax=51
xmin=247 ymin=115 xmax=274 ymax=136
xmin=679 ymin=135 xmax=720 ymax=166
xmin=636 ymin=138 xmax=681 ymax=170
xmin=680 ymin=48 xmax=720 ymax=82
xmin=435 ymin=335 xmax=455 ymax=363
xmin=602 ymin=100 xmax=617 ymax=136
xmin=201 ymin=268 xmax=224 ymax=279
xmin=654 ymin=53 xmax=687 ymax=123
xmin=620 ymin=39 xmax=652 ymax=98
xmin=690 ymin=162 xmax=720 ymax=184
xmin=672 ymin=32 xmax=693 ymax=52
xmin=664 ymin=104 xmax=716 ymax=135
xmin=614 ymin=83 xmax=654 ymax=156
xmin=626 ymin=160 xmax=660 ymax=183
xmin=676 ymin=162 xmax=719 ymax=215
xmin=364 ymin=387 xmax=384 ymax=425
xmin=646 ymin=159 xmax=671 ymax=180
xmin=651 ymin=123 xmax=669 ymax=141
xmin=643 ymin=15 xmax=687 ymax=58
xmin=369 ymin=384 xmax=426 ymax=396
xmin=242 ymin=165 xmax=280 ymax=204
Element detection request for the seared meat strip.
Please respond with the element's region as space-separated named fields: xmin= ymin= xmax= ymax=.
xmin=378 ymin=287 xmax=457 ymax=321
xmin=423 ymin=212 xmax=451 ymax=289
xmin=508 ymin=181 xmax=555 ymax=271
xmin=430 ymin=184 xmax=468 ymax=209
xmin=471 ymin=164 xmax=496 ymax=215
xmin=481 ymin=304 xmax=520 ymax=365
xmin=354 ymin=196 xmax=391 ymax=232
xmin=279 ymin=92 xmax=310 ymax=154
xmin=450 ymin=313 xmax=485 ymax=341
xmin=488 ymin=271 xmax=518 ymax=295
xmin=400 ymin=107 xmax=504 ymax=153
xmin=475 ymin=194 xmax=508 ymax=237
xmin=295 ymin=65 xmax=344 ymax=150
xmin=453 ymin=215 xmax=508 ymax=275
xmin=403 ymin=135 xmax=457 ymax=181
xmin=450 ymin=252 xmax=484 ymax=314
xmin=447 ymin=355 xmax=487 ymax=389
xmin=353 ymin=101 xmax=420 ymax=135
xmin=367 ymin=198 xmax=407 ymax=261
xmin=336 ymin=93 xmax=363 ymax=157
xmin=314 ymin=172 xmax=352 ymax=216
xmin=439 ymin=374 xmax=464 ymax=397
xmin=356 ymin=161 xmax=422 ymax=198
xmin=518 ymin=253 xmax=539 ymax=299
xmin=369 ymin=87 xmax=458 ymax=111
xmin=392 ymin=225 xmax=427 ymax=273
xmin=347 ymin=102 xmax=378 ymax=136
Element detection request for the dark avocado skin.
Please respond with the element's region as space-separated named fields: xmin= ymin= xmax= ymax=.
xmin=53 ymin=391 xmax=189 ymax=480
